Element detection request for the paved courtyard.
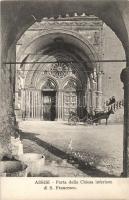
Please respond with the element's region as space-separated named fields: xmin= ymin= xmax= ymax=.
xmin=19 ymin=121 xmax=123 ymax=177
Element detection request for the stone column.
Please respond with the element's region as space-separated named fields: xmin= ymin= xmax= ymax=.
xmin=88 ymin=89 xmax=92 ymax=113
xmin=92 ymin=81 xmax=97 ymax=111
xmin=0 ymin=43 xmax=21 ymax=159
xmin=61 ymin=91 xmax=64 ymax=120
xmin=39 ymin=91 xmax=42 ymax=120
xmin=87 ymin=90 xmax=90 ymax=112
xmin=83 ymin=90 xmax=86 ymax=107
xmin=21 ymin=89 xmax=25 ymax=119
xmin=96 ymin=71 xmax=103 ymax=112
xmin=89 ymin=78 xmax=93 ymax=112
xmin=86 ymin=78 xmax=91 ymax=112
xmin=57 ymin=90 xmax=62 ymax=121
xmin=32 ymin=90 xmax=34 ymax=119
xmin=120 ymin=67 xmax=129 ymax=177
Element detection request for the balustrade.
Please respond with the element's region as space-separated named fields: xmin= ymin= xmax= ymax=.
xmin=103 ymin=99 xmax=124 ymax=112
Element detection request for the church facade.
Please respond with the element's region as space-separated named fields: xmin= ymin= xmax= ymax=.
xmin=15 ymin=15 xmax=104 ymax=121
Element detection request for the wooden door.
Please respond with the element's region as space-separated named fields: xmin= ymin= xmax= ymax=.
xmin=63 ymin=92 xmax=77 ymax=120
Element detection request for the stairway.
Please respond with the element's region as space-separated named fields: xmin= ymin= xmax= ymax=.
xmin=102 ymin=100 xmax=124 ymax=124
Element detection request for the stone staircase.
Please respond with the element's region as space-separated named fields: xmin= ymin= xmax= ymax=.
xmin=102 ymin=100 xmax=124 ymax=124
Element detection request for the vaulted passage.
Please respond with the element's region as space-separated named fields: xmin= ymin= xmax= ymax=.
xmin=1 ymin=0 xmax=129 ymax=178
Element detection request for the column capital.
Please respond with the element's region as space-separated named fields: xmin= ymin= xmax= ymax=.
xmin=120 ymin=67 xmax=129 ymax=84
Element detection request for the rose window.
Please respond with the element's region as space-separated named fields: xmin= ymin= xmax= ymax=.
xmin=50 ymin=62 xmax=69 ymax=78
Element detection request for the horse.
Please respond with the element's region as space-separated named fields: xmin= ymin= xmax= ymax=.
xmin=92 ymin=109 xmax=114 ymax=125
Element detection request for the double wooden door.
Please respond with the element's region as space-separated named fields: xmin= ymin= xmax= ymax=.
xmin=63 ymin=92 xmax=78 ymax=120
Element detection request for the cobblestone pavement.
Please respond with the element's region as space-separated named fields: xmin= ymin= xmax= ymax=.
xmin=19 ymin=121 xmax=123 ymax=177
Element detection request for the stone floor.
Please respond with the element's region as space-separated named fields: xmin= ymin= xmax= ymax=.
xmin=19 ymin=121 xmax=123 ymax=177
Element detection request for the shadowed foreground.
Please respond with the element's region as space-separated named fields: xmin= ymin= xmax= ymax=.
xmin=19 ymin=121 xmax=123 ymax=177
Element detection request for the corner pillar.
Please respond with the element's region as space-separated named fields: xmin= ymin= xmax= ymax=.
xmin=120 ymin=67 xmax=129 ymax=177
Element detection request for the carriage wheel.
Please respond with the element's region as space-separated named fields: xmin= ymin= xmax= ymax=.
xmin=68 ymin=117 xmax=73 ymax=125
xmin=69 ymin=117 xmax=79 ymax=125
xmin=86 ymin=119 xmax=93 ymax=125
xmin=73 ymin=117 xmax=79 ymax=125
xmin=68 ymin=116 xmax=79 ymax=126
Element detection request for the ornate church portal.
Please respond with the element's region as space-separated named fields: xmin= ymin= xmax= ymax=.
xmin=17 ymin=49 xmax=103 ymax=121
xmin=20 ymin=51 xmax=89 ymax=121
xmin=15 ymin=18 xmax=103 ymax=121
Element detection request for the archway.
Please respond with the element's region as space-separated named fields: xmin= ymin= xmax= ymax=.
xmin=41 ymin=78 xmax=57 ymax=121
xmin=1 ymin=0 xmax=129 ymax=176
xmin=16 ymin=29 xmax=101 ymax=121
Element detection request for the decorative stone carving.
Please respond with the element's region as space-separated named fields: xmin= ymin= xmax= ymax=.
xmin=39 ymin=20 xmax=102 ymax=29
xmin=50 ymin=62 xmax=69 ymax=78
xmin=64 ymin=80 xmax=78 ymax=91
xmin=94 ymin=31 xmax=100 ymax=45
xmin=42 ymin=79 xmax=56 ymax=90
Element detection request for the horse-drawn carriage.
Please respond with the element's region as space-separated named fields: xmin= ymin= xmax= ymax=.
xmin=68 ymin=108 xmax=114 ymax=126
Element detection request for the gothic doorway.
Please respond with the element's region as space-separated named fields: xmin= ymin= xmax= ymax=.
xmin=41 ymin=79 xmax=57 ymax=121
xmin=42 ymin=91 xmax=56 ymax=121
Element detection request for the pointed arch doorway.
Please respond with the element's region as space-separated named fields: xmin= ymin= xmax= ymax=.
xmin=41 ymin=79 xmax=57 ymax=121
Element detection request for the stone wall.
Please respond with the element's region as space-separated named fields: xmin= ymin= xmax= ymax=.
xmin=15 ymin=17 xmax=126 ymax=124
xmin=15 ymin=16 xmax=103 ymax=118
xmin=16 ymin=16 xmax=103 ymax=62
xmin=102 ymin=24 xmax=126 ymax=102
xmin=16 ymin=17 xmax=126 ymax=107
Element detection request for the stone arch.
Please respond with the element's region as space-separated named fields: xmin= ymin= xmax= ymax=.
xmin=17 ymin=28 xmax=100 ymax=70
xmin=23 ymin=47 xmax=88 ymax=90
xmin=62 ymin=76 xmax=83 ymax=91
xmin=16 ymin=29 xmax=100 ymax=76
xmin=1 ymin=0 xmax=129 ymax=176
xmin=37 ymin=76 xmax=59 ymax=91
